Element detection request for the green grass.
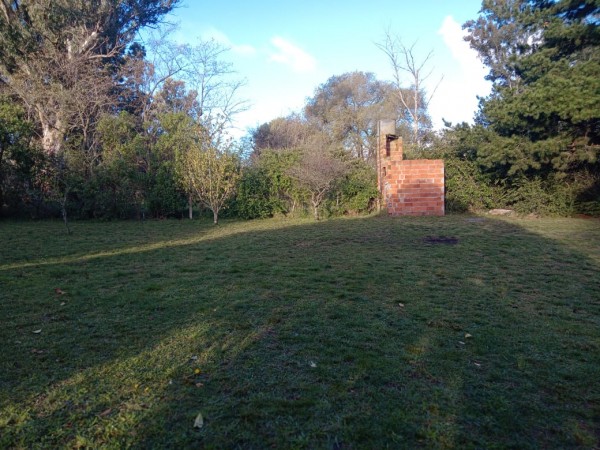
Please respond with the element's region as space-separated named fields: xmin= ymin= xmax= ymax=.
xmin=1 ymin=214 xmax=599 ymax=449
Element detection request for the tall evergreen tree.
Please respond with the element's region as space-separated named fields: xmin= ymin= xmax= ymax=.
xmin=464 ymin=0 xmax=599 ymax=179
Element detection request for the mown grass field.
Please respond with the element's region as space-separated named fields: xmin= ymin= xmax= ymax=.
xmin=1 ymin=214 xmax=599 ymax=449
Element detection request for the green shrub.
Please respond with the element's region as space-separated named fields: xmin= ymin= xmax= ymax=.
xmin=443 ymin=157 xmax=506 ymax=213
xmin=235 ymin=167 xmax=279 ymax=219
xmin=329 ymin=161 xmax=377 ymax=215
xmin=508 ymin=171 xmax=600 ymax=216
xmin=507 ymin=177 xmax=573 ymax=216
xmin=147 ymin=164 xmax=186 ymax=218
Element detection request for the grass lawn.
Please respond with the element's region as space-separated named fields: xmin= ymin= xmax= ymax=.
xmin=1 ymin=214 xmax=599 ymax=449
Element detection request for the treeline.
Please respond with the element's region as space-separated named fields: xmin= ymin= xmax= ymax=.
xmin=0 ymin=0 xmax=598 ymax=224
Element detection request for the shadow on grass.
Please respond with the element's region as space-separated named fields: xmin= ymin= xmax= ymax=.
xmin=0 ymin=215 xmax=599 ymax=448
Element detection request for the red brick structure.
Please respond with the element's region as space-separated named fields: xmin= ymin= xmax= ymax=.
xmin=377 ymin=120 xmax=445 ymax=216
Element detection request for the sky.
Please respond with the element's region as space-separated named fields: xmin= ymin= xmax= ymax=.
xmin=162 ymin=0 xmax=491 ymax=137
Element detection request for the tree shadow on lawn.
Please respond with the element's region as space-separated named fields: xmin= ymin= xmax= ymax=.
xmin=1 ymin=215 xmax=599 ymax=448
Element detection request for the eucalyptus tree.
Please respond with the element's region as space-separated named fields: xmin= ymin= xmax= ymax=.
xmin=0 ymin=0 xmax=180 ymax=156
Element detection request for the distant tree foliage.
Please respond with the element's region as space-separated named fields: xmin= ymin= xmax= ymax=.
xmin=4 ymin=0 xmax=596 ymax=221
xmin=250 ymin=115 xmax=311 ymax=156
xmin=304 ymin=72 xmax=396 ymax=163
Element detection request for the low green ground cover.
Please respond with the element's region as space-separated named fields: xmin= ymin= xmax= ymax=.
xmin=1 ymin=215 xmax=599 ymax=449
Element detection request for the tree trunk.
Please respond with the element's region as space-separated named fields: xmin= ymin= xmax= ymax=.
xmin=413 ymin=83 xmax=420 ymax=147
xmin=61 ymin=186 xmax=72 ymax=235
xmin=312 ymin=197 xmax=320 ymax=220
xmin=188 ymin=195 xmax=193 ymax=219
xmin=0 ymin=145 xmax=5 ymax=208
xmin=213 ymin=209 xmax=219 ymax=225
xmin=39 ymin=110 xmax=64 ymax=156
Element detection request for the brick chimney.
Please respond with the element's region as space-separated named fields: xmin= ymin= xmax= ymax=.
xmin=377 ymin=120 xmax=445 ymax=216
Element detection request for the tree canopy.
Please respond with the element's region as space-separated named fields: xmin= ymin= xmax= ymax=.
xmin=463 ymin=0 xmax=599 ymax=179
xmin=304 ymin=72 xmax=395 ymax=162
xmin=0 ymin=0 xmax=180 ymax=155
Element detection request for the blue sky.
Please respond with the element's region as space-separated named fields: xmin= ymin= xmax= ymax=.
xmin=165 ymin=0 xmax=490 ymax=137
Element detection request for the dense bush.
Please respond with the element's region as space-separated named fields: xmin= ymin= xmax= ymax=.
xmin=431 ymin=123 xmax=600 ymax=216
xmin=147 ymin=164 xmax=187 ymax=218
xmin=328 ymin=161 xmax=377 ymax=215
xmin=235 ymin=167 xmax=279 ymax=219
xmin=443 ymin=157 xmax=502 ymax=213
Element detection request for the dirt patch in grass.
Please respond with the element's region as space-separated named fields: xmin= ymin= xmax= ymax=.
xmin=422 ymin=235 xmax=459 ymax=245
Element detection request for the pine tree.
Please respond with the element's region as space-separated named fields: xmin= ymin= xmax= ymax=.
xmin=464 ymin=0 xmax=599 ymax=179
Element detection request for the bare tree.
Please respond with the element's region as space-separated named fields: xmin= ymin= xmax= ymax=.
xmin=376 ymin=30 xmax=442 ymax=147
xmin=132 ymin=25 xmax=192 ymax=122
xmin=288 ymin=134 xmax=348 ymax=220
xmin=134 ymin=31 xmax=248 ymax=145
xmin=183 ymin=40 xmax=249 ymax=150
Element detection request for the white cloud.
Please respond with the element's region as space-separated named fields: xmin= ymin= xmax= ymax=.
xmin=438 ymin=16 xmax=484 ymax=72
xmin=429 ymin=16 xmax=491 ymax=127
xmin=231 ymin=87 xmax=310 ymax=138
xmin=201 ymin=27 xmax=257 ymax=56
xmin=268 ymin=36 xmax=317 ymax=73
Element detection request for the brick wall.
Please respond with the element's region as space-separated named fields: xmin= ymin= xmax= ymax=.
xmin=377 ymin=134 xmax=445 ymax=216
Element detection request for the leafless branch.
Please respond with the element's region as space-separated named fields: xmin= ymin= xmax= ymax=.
xmin=376 ymin=28 xmax=443 ymax=147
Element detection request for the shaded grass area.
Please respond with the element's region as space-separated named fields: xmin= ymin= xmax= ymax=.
xmin=0 ymin=215 xmax=599 ymax=449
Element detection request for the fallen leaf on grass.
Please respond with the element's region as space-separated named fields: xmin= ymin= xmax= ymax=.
xmin=31 ymin=349 xmax=45 ymax=354
xmin=309 ymin=361 xmax=317 ymax=368
xmin=465 ymin=333 xmax=473 ymax=339
xmin=54 ymin=288 xmax=66 ymax=295
xmin=398 ymin=303 xmax=405 ymax=307
xmin=32 ymin=329 xmax=42 ymax=334
xmin=99 ymin=408 xmax=112 ymax=417
xmin=194 ymin=412 xmax=204 ymax=428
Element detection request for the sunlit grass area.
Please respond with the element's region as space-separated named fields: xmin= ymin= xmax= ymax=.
xmin=1 ymin=215 xmax=599 ymax=448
